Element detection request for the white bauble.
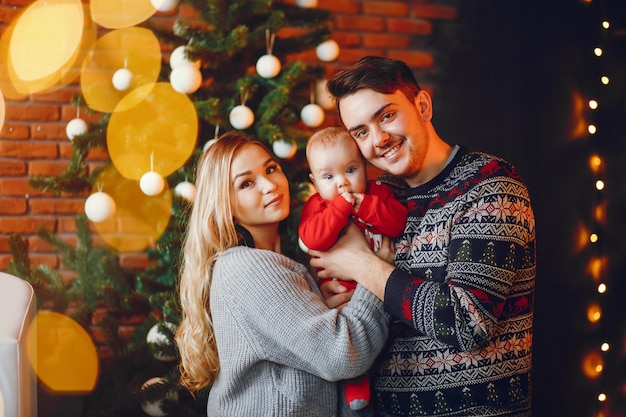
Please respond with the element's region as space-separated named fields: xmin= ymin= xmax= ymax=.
xmin=140 ymin=171 xmax=165 ymax=196
xmin=84 ymin=192 xmax=116 ymax=223
xmin=256 ymin=54 xmax=281 ymax=79
xmin=203 ymin=138 xmax=217 ymax=152
xmin=170 ymin=63 xmax=202 ymax=94
xmin=315 ymin=79 xmax=334 ymax=110
xmin=272 ymin=139 xmax=297 ymax=159
xmin=65 ymin=117 xmax=88 ymax=140
xmin=169 ymin=45 xmax=200 ymax=70
xmin=151 ymin=0 xmax=179 ymax=12
xmin=146 ymin=322 xmax=177 ymax=361
xmin=141 ymin=377 xmax=179 ymax=417
xmin=296 ymin=0 xmax=318 ymax=7
xmin=229 ymin=104 xmax=254 ymax=130
xmin=316 ymin=39 xmax=340 ymax=62
xmin=300 ymin=103 xmax=325 ymax=128
xmin=112 ymin=68 xmax=132 ymax=91
xmin=174 ymin=181 xmax=196 ymax=202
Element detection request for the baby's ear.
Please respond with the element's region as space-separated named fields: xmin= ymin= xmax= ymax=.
xmin=309 ymin=173 xmax=316 ymax=186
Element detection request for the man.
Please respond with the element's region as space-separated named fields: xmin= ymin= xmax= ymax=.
xmin=309 ymin=56 xmax=536 ymax=417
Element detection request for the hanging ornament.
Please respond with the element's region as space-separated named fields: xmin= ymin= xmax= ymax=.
xmin=301 ymin=86 xmax=325 ymax=127
xmin=203 ymin=125 xmax=220 ymax=152
xmin=141 ymin=377 xmax=179 ymax=417
xmin=272 ymin=139 xmax=297 ymax=159
xmin=169 ymin=45 xmax=200 ymax=70
xmin=151 ymin=0 xmax=179 ymax=13
xmin=315 ymin=79 xmax=334 ymax=110
xmin=112 ymin=67 xmax=133 ymax=91
xmin=316 ymin=39 xmax=340 ymax=62
xmin=296 ymin=0 xmax=318 ymax=7
xmin=140 ymin=153 xmax=165 ymax=196
xmin=256 ymin=30 xmax=281 ymax=79
xmin=146 ymin=322 xmax=177 ymax=361
xmin=66 ymin=118 xmax=87 ymax=141
xmin=169 ymin=62 xmax=202 ymax=94
xmin=174 ymin=181 xmax=196 ymax=202
xmin=84 ymin=191 xmax=116 ymax=223
xmin=229 ymin=91 xmax=254 ymax=129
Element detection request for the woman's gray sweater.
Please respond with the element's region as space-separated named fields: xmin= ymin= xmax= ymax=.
xmin=207 ymin=245 xmax=389 ymax=416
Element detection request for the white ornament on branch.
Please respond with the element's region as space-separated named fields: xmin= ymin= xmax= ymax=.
xmin=146 ymin=322 xmax=177 ymax=361
xmin=151 ymin=0 xmax=179 ymax=13
xmin=169 ymin=45 xmax=200 ymax=70
xmin=66 ymin=117 xmax=87 ymax=140
xmin=256 ymin=30 xmax=281 ymax=78
xmin=296 ymin=0 xmax=318 ymax=7
xmin=174 ymin=181 xmax=196 ymax=202
xmin=112 ymin=67 xmax=132 ymax=91
xmin=301 ymin=103 xmax=325 ymax=128
xmin=315 ymin=79 xmax=334 ymax=110
xmin=140 ymin=171 xmax=165 ymax=196
xmin=316 ymin=39 xmax=340 ymax=62
xmin=170 ymin=62 xmax=202 ymax=94
xmin=140 ymin=377 xmax=179 ymax=417
xmin=229 ymin=104 xmax=254 ymax=130
xmin=272 ymin=139 xmax=297 ymax=159
xmin=84 ymin=191 xmax=116 ymax=223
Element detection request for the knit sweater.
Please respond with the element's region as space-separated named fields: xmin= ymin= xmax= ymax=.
xmin=373 ymin=146 xmax=536 ymax=417
xmin=208 ymin=245 xmax=389 ymax=417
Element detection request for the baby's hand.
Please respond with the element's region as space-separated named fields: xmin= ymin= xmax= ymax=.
xmin=340 ymin=191 xmax=355 ymax=206
xmin=352 ymin=193 xmax=364 ymax=211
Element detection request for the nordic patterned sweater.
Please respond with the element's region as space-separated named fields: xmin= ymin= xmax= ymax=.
xmin=373 ymin=145 xmax=536 ymax=417
xmin=208 ymin=245 xmax=389 ymax=417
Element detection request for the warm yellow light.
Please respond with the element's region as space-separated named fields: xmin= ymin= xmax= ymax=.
xmin=586 ymin=302 xmax=602 ymax=323
xmin=590 ymin=233 xmax=599 ymax=243
xmin=589 ymin=100 xmax=598 ymax=109
xmin=582 ymin=350 xmax=604 ymax=379
xmin=588 ymin=124 xmax=597 ymax=134
xmin=602 ymin=20 xmax=610 ymax=29
xmin=587 ymin=256 xmax=607 ymax=281
xmin=595 ymin=180 xmax=605 ymax=190
xmin=601 ymin=342 xmax=610 ymax=352
xmin=593 ymin=202 xmax=607 ymax=225
xmin=601 ymin=76 xmax=610 ymax=85
xmin=594 ymin=48 xmax=602 ymax=56
xmin=598 ymin=393 xmax=607 ymax=402
xmin=589 ymin=154 xmax=603 ymax=173
xmin=598 ymin=283 xmax=607 ymax=293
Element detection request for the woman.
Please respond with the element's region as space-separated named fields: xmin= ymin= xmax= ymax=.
xmin=176 ymin=131 xmax=389 ymax=416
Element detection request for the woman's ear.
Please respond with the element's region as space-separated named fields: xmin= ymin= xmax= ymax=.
xmin=416 ymin=90 xmax=433 ymax=122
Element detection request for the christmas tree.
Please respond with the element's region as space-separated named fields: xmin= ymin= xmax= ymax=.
xmin=8 ymin=0 xmax=337 ymax=415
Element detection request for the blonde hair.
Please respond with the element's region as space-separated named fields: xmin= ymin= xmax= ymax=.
xmin=306 ymin=126 xmax=362 ymax=164
xmin=176 ymin=131 xmax=264 ymax=392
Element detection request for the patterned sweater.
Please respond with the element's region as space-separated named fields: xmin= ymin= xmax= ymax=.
xmin=373 ymin=146 xmax=536 ymax=417
xmin=208 ymin=246 xmax=389 ymax=416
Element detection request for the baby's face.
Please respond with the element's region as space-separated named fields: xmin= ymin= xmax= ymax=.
xmin=308 ymin=143 xmax=367 ymax=201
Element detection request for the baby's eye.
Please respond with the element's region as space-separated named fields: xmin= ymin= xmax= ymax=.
xmin=346 ymin=167 xmax=356 ymax=174
xmin=322 ymin=174 xmax=333 ymax=181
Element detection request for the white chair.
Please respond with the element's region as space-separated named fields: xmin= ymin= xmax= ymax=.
xmin=0 ymin=272 xmax=37 ymax=417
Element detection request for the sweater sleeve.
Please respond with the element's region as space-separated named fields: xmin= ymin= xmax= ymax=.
xmin=298 ymin=193 xmax=354 ymax=251
xmin=355 ymin=180 xmax=408 ymax=238
xmin=213 ymin=247 xmax=389 ymax=381
xmin=384 ymin=161 xmax=536 ymax=352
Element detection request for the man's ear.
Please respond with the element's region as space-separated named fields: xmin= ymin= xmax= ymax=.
xmin=416 ymin=90 xmax=433 ymax=122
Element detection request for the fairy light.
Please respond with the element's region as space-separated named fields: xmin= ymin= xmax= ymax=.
xmin=594 ymin=47 xmax=603 ymax=56
xmin=588 ymin=124 xmax=597 ymax=134
xmin=589 ymin=99 xmax=598 ymax=109
xmin=595 ymin=180 xmax=604 ymax=190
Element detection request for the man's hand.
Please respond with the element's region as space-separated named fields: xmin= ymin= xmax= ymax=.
xmin=320 ymin=280 xmax=354 ymax=311
xmin=309 ymin=223 xmax=395 ymax=300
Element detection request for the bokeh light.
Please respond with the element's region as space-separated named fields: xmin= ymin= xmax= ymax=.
xmin=81 ymin=27 xmax=161 ymax=113
xmin=91 ymin=164 xmax=172 ymax=252
xmin=90 ymin=0 xmax=156 ymax=29
xmin=7 ymin=0 xmax=95 ymax=95
xmin=27 ymin=311 xmax=98 ymax=393
xmin=586 ymin=302 xmax=602 ymax=323
xmin=107 ymin=82 xmax=198 ymax=180
xmin=582 ymin=350 xmax=604 ymax=379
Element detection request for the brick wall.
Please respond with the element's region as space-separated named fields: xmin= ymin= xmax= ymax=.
xmin=0 ymin=0 xmax=457 ymax=276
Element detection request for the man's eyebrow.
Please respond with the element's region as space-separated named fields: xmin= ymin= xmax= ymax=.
xmin=347 ymin=103 xmax=392 ymax=134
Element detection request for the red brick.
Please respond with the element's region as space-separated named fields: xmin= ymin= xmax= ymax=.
xmin=0 ymin=123 xmax=30 ymax=139
xmin=0 ymin=198 xmax=27 ymax=214
xmin=29 ymin=198 xmax=85 ymax=215
xmin=388 ymin=50 xmax=435 ymax=69
xmin=28 ymin=160 xmax=70 ymax=177
xmin=27 ymin=235 xmax=58 ymax=252
xmin=387 ymin=17 xmax=432 ymax=35
xmin=4 ymin=103 xmax=61 ymax=122
xmin=363 ymin=33 xmax=410 ymax=49
xmin=0 ymin=216 xmax=57 ymax=234
xmin=60 ymin=107 xmax=103 ymax=123
xmin=119 ymin=252 xmax=150 ymax=269
xmin=0 ymin=140 xmax=58 ymax=159
xmin=336 ymin=48 xmax=385 ymax=64
xmin=0 ymin=178 xmax=48 ymax=197
xmin=31 ymin=123 xmax=66 ymax=140
xmin=363 ymin=1 xmax=409 ymax=17
xmin=0 ymin=159 xmax=26 ymax=176
xmin=411 ymin=4 xmax=458 ymax=20
xmin=320 ymin=0 xmax=361 ymax=14
xmin=31 ymin=87 xmax=78 ymax=104
xmin=334 ymin=15 xmax=385 ymax=32
xmin=333 ymin=32 xmax=362 ymax=47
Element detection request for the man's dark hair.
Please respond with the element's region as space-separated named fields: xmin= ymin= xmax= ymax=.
xmin=326 ymin=56 xmax=421 ymax=118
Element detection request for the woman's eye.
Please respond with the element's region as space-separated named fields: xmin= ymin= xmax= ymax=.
xmin=239 ymin=180 xmax=252 ymax=189
xmin=266 ymin=164 xmax=278 ymax=174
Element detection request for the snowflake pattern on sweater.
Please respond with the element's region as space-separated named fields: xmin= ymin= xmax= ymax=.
xmin=373 ymin=146 xmax=536 ymax=417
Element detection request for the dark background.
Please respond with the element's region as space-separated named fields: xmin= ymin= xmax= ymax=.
xmin=433 ymin=0 xmax=626 ymax=416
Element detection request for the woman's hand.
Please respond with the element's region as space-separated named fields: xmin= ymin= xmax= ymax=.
xmin=320 ymin=280 xmax=354 ymax=311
